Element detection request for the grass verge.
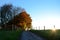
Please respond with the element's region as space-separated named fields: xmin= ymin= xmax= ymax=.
xmin=30 ymin=30 xmax=60 ymax=40
xmin=0 ymin=30 xmax=22 ymax=40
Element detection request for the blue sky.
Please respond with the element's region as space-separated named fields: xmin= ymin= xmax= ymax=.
xmin=0 ymin=0 xmax=60 ymax=29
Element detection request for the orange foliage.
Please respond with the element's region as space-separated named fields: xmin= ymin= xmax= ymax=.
xmin=12 ymin=11 xmax=32 ymax=29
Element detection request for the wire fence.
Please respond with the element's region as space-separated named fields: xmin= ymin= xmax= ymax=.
xmin=32 ymin=25 xmax=56 ymax=30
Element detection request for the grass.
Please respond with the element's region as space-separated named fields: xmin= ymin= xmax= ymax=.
xmin=30 ymin=30 xmax=60 ymax=40
xmin=0 ymin=30 xmax=22 ymax=40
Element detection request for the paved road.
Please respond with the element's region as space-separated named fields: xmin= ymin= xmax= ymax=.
xmin=20 ymin=31 xmax=46 ymax=40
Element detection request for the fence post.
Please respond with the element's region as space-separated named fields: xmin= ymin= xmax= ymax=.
xmin=39 ymin=26 xmax=40 ymax=30
xmin=44 ymin=26 xmax=45 ymax=30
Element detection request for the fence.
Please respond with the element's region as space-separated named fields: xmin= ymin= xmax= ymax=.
xmin=32 ymin=25 xmax=56 ymax=30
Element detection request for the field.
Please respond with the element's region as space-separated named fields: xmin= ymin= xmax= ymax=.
xmin=0 ymin=30 xmax=22 ymax=40
xmin=0 ymin=29 xmax=60 ymax=40
xmin=30 ymin=30 xmax=60 ymax=40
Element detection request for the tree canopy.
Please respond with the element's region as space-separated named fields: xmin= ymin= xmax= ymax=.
xmin=0 ymin=4 xmax=32 ymax=30
xmin=12 ymin=11 xmax=32 ymax=30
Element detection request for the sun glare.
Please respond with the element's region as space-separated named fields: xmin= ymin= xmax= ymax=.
xmin=52 ymin=28 xmax=56 ymax=31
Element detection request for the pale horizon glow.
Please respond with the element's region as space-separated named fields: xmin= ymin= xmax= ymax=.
xmin=32 ymin=18 xmax=60 ymax=30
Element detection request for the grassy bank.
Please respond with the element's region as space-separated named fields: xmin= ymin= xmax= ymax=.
xmin=30 ymin=30 xmax=60 ymax=40
xmin=0 ymin=30 xmax=22 ymax=40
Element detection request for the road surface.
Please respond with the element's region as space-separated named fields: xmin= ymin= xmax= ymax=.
xmin=20 ymin=31 xmax=46 ymax=40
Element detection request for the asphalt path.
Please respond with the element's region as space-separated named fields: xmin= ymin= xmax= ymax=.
xmin=20 ymin=31 xmax=46 ymax=40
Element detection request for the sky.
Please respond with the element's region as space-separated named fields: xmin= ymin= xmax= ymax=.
xmin=0 ymin=0 xmax=60 ymax=30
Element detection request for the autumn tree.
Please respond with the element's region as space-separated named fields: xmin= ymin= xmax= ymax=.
xmin=12 ymin=10 xmax=32 ymax=30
